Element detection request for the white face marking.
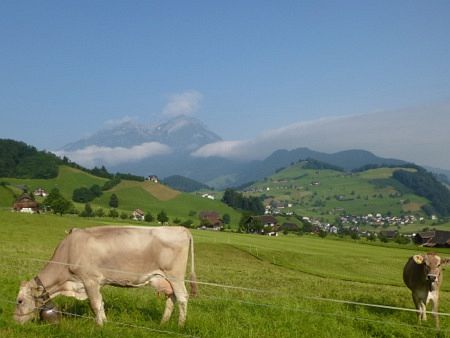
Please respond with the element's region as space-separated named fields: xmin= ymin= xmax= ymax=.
xmin=14 ymin=281 xmax=38 ymax=324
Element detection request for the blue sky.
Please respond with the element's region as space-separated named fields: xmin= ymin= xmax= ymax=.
xmin=1 ymin=1 xmax=450 ymax=168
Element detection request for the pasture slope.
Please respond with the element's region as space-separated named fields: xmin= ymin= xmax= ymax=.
xmin=245 ymin=163 xmax=429 ymax=222
xmin=0 ymin=165 xmax=240 ymax=226
xmin=1 ymin=210 xmax=450 ymax=337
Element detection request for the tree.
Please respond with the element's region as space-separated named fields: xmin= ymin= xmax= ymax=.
xmin=72 ymin=187 xmax=93 ymax=203
xmin=223 ymin=213 xmax=231 ymax=225
xmin=80 ymin=203 xmax=94 ymax=217
xmin=144 ymin=212 xmax=154 ymax=222
xmin=51 ymin=197 xmax=74 ymax=216
xmin=157 ymin=210 xmax=169 ymax=224
xmin=95 ymin=208 xmax=105 ymax=218
xmin=120 ymin=212 xmax=128 ymax=220
xmin=109 ymin=193 xmax=119 ymax=208
xmin=238 ymin=214 xmax=263 ymax=233
xmin=90 ymin=184 xmax=102 ymax=198
xmin=181 ymin=219 xmax=194 ymax=228
xmin=44 ymin=188 xmax=73 ymax=215
xmin=108 ymin=208 xmax=119 ymax=218
xmin=222 ymin=189 xmax=264 ymax=214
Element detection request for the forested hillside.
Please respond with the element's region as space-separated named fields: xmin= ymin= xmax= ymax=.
xmin=163 ymin=175 xmax=210 ymax=192
xmin=0 ymin=139 xmax=61 ymax=179
xmin=393 ymin=168 xmax=450 ymax=216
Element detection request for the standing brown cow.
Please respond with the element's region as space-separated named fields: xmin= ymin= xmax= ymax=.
xmin=403 ymin=253 xmax=450 ymax=328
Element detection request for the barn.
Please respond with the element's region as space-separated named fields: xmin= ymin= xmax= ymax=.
xmin=13 ymin=194 xmax=39 ymax=213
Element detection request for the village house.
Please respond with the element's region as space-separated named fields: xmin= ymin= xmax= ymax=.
xmin=33 ymin=188 xmax=48 ymax=197
xmin=199 ymin=211 xmax=223 ymax=230
xmin=13 ymin=194 xmax=39 ymax=213
xmin=201 ymin=193 xmax=215 ymax=200
xmin=132 ymin=208 xmax=145 ymax=221
xmin=278 ymin=222 xmax=300 ymax=232
xmin=146 ymin=175 xmax=159 ymax=183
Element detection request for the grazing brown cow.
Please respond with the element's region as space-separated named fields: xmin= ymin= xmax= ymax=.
xmin=14 ymin=226 xmax=196 ymax=326
xmin=403 ymin=253 xmax=450 ymax=328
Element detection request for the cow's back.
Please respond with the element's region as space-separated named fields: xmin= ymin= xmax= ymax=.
xmin=64 ymin=226 xmax=192 ymax=281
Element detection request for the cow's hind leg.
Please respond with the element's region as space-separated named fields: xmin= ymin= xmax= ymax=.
xmin=171 ymin=280 xmax=189 ymax=327
xmin=84 ymin=280 xmax=107 ymax=326
xmin=161 ymin=295 xmax=176 ymax=325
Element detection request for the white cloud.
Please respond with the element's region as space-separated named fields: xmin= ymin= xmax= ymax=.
xmin=103 ymin=115 xmax=137 ymax=128
xmin=192 ymin=103 xmax=450 ymax=170
xmin=162 ymin=90 xmax=203 ymax=117
xmin=55 ymin=142 xmax=172 ymax=168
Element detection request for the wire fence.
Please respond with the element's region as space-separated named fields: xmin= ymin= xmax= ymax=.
xmin=1 ymin=254 xmax=450 ymax=320
xmin=2 ymin=233 xmax=450 ymax=335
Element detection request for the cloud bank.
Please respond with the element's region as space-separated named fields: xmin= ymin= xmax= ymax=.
xmin=162 ymin=90 xmax=203 ymax=117
xmin=55 ymin=142 xmax=172 ymax=168
xmin=192 ymin=102 xmax=450 ymax=170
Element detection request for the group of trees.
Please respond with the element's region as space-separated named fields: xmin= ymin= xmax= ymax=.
xmin=393 ymin=168 xmax=450 ymax=216
xmin=43 ymin=188 xmax=75 ymax=215
xmin=162 ymin=175 xmax=210 ymax=192
xmin=0 ymin=139 xmax=61 ymax=179
xmin=222 ymin=189 xmax=265 ymax=214
xmin=72 ymin=184 xmax=103 ymax=203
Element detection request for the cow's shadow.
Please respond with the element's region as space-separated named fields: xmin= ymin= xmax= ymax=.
xmin=51 ymin=290 xmax=171 ymax=325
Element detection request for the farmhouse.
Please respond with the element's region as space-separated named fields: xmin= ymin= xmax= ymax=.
xmin=278 ymin=222 xmax=299 ymax=232
xmin=146 ymin=175 xmax=159 ymax=183
xmin=132 ymin=208 xmax=145 ymax=221
xmin=13 ymin=194 xmax=38 ymax=213
xmin=414 ymin=230 xmax=450 ymax=247
xmin=33 ymin=188 xmax=48 ymax=197
xmin=199 ymin=211 xmax=223 ymax=230
xmin=254 ymin=215 xmax=277 ymax=228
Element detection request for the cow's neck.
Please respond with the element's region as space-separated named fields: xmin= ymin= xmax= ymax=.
xmin=37 ymin=261 xmax=68 ymax=297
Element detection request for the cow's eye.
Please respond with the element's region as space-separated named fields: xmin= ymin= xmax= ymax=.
xmin=17 ymin=299 xmax=23 ymax=305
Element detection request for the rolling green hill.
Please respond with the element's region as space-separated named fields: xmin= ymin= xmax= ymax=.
xmin=243 ymin=162 xmax=430 ymax=220
xmin=1 ymin=165 xmax=240 ymax=227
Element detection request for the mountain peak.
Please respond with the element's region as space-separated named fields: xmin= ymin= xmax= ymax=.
xmin=61 ymin=115 xmax=221 ymax=152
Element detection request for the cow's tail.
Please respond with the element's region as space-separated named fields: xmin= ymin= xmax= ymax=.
xmin=189 ymin=232 xmax=197 ymax=297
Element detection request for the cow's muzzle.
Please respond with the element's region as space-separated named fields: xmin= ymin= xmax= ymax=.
xmin=427 ymin=274 xmax=438 ymax=282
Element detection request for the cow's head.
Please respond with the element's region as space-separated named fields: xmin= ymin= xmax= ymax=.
xmin=13 ymin=279 xmax=45 ymax=324
xmin=413 ymin=253 xmax=450 ymax=291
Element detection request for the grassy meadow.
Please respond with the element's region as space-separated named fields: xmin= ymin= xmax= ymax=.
xmin=2 ymin=210 xmax=450 ymax=337
xmin=1 ymin=165 xmax=241 ymax=226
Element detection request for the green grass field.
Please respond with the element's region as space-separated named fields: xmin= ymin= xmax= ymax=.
xmin=2 ymin=210 xmax=450 ymax=337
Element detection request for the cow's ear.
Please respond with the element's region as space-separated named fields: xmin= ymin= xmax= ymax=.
xmin=413 ymin=255 xmax=424 ymax=264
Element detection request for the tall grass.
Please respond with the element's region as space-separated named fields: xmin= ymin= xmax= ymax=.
xmin=1 ymin=210 xmax=450 ymax=337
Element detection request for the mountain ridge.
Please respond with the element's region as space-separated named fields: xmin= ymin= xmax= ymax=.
xmin=57 ymin=115 xmax=447 ymax=189
xmin=62 ymin=115 xmax=222 ymax=152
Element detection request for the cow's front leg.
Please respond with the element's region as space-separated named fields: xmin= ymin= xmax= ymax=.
xmin=412 ymin=293 xmax=426 ymax=322
xmin=84 ymin=280 xmax=107 ymax=326
xmin=428 ymin=292 xmax=440 ymax=329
